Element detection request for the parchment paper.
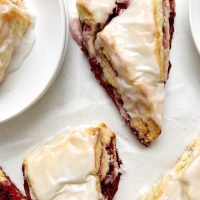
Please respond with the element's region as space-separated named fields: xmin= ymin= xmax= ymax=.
xmin=0 ymin=0 xmax=200 ymax=199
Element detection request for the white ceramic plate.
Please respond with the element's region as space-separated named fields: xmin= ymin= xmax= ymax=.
xmin=0 ymin=0 xmax=68 ymax=123
xmin=189 ymin=0 xmax=200 ymax=54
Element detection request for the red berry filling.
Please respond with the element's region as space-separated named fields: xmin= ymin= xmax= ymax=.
xmin=100 ymin=139 xmax=122 ymax=200
xmin=0 ymin=169 xmax=26 ymax=200
xmin=106 ymin=0 xmax=129 ymax=25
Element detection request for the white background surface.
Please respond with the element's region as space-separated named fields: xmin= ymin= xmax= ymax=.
xmin=0 ymin=0 xmax=200 ymax=199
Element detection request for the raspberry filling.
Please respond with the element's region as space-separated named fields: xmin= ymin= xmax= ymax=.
xmin=169 ymin=0 xmax=176 ymax=47
xmin=89 ymin=58 xmax=142 ymax=145
xmin=23 ymin=137 xmax=122 ymax=200
xmin=22 ymin=166 xmax=31 ymax=200
xmin=0 ymin=184 xmax=24 ymax=200
xmin=106 ymin=0 xmax=129 ymax=25
xmin=100 ymin=139 xmax=122 ymax=200
xmin=0 ymin=169 xmax=25 ymax=200
xmin=90 ymin=58 xmax=130 ymax=125
xmin=162 ymin=0 xmax=176 ymax=49
xmin=71 ymin=0 xmax=129 ymax=48
xmin=82 ymin=0 xmax=176 ymax=146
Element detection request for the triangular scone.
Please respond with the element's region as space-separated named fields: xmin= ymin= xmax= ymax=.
xmin=0 ymin=167 xmax=26 ymax=199
xmin=137 ymin=137 xmax=200 ymax=199
xmin=23 ymin=123 xmax=122 ymax=200
xmin=0 ymin=0 xmax=31 ymax=84
xmin=76 ymin=0 xmax=175 ymax=146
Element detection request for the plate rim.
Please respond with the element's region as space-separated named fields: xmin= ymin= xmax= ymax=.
xmin=189 ymin=0 xmax=200 ymax=55
xmin=0 ymin=0 xmax=69 ymax=124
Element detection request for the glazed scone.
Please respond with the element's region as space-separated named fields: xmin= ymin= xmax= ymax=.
xmin=76 ymin=0 xmax=128 ymax=57
xmin=0 ymin=0 xmax=31 ymax=84
xmin=0 ymin=167 xmax=26 ymax=200
xmin=23 ymin=123 xmax=122 ymax=200
xmin=76 ymin=0 xmax=176 ymax=146
xmin=137 ymin=137 xmax=200 ymax=200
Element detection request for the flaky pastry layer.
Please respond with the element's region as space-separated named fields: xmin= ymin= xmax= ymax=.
xmin=76 ymin=0 xmax=176 ymax=146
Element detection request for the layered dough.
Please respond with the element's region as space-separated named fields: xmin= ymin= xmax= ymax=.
xmin=0 ymin=0 xmax=31 ymax=84
xmin=77 ymin=0 xmax=116 ymax=57
xmin=95 ymin=0 xmax=166 ymax=145
xmin=137 ymin=137 xmax=200 ymax=200
xmin=23 ymin=123 xmax=122 ymax=200
xmin=76 ymin=0 xmax=175 ymax=146
xmin=0 ymin=167 xmax=26 ymax=200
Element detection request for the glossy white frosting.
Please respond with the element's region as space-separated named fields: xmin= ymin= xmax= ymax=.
xmin=96 ymin=0 xmax=165 ymax=126
xmin=137 ymin=155 xmax=200 ymax=200
xmin=159 ymin=156 xmax=200 ymax=200
xmin=0 ymin=169 xmax=6 ymax=182
xmin=0 ymin=4 xmax=20 ymax=82
xmin=8 ymin=19 xmax=35 ymax=74
xmin=158 ymin=173 xmax=186 ymax=200
xmin=78 ymin=0 xmax=116 ymax=23
xmin=0 ymin=3 xmax=32 ymax=83
xmin=24 ymin=128 xmax=100 ymax=200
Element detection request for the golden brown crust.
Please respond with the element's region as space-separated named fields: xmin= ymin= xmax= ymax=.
xmin=139 ymin=137 xmax=200 ymax=200
xmin=0 ymin=0 xmax=31 ymax=84
xmin=3 ymin=8 xmax=31 ymax=34
xmin=131 ymin=118 xmax=161 ymax=145
xmin=153 ymin=0 xmax=164 ymax=82
xmin=76 ymin=2 xmax=93 ymax=23
xmin=153 ymin=0 xmax=172 ymax=83
xmin=0 ymin=168 xmax=7 ymax=182
xmin=95 ymin=123 xmax=116 ymax=180
xmin=94 ymin=123 xmax=122 ymax=200
xmin=0 ymin=0 xmax=24 ymax=7
xmin=23 ymin=123 xmax=121 ymax=200
xmin=76 ymin=0 xmax=173 ymax=146
xmin=96 ymin=48 xmax=161 ymax=146
xmin=173 ymin=137 xmax=200 ymax=174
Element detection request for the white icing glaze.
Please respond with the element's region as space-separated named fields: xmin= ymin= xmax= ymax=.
xmin=96 ymin=0 xmax=165 ymax=126
xmin=0 ymin=3 xmax=32 ymax=83
xmin=24 ymin=128 xmax=99 ymax=200
xmin=159 ymin=173 xmax=185 ymax=200
xmin=181 ymin=156 xmax=200 ymax=199
xmin=160 ymin=156 xmax=200 ymax=200
xmin=8 ymin=19 xmax=35 ymax=73
xmin=78 ymin=0 xmax=116 ymax=23
xmin=0 ymin=5 xmax=21 ymax=68
xmin=137 ymin=156 xmax=200 ymax=200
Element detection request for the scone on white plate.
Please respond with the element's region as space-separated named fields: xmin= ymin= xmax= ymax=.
xmin=0 ymin=0 xmax=31 ymax=84
xmin=137 ymin=137 xmax=200 ymax=199
xmin=0 ymin=167 xmax=26 ymax=200
xmin=76 ymin=0 xmax=176 ymax=146
xmin=23 ymin=123 xmax=122 ymax=200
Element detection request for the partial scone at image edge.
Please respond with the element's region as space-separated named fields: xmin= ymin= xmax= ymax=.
xmin=23 ymin=123 xmax=122 ymax=200
xmin=76 ymin=0 xmax=176 ymax=146
xmin=137 ymin=137 xmax=200 ymax=199
xmin=0 ymin=0 xmax=32 ymax=84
